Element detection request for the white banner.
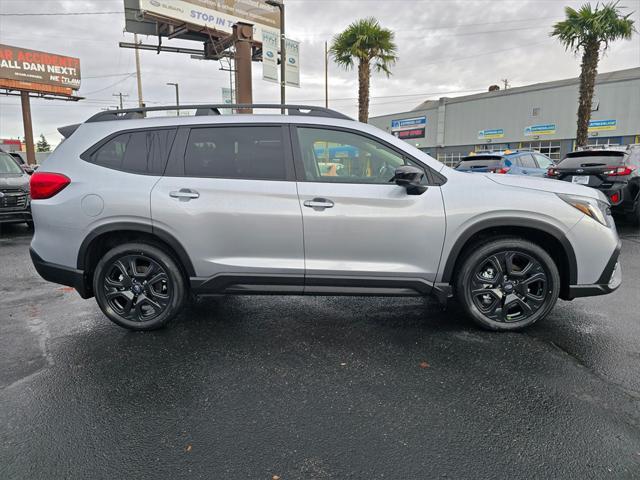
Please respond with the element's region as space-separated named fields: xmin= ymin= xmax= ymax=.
xmin=285 ymin=38 xmax=300 ymax=88
xmin=262 ymin=30 xmax=279 ymax=84
xmin=221 ymin=86 xmax=233 ymax=113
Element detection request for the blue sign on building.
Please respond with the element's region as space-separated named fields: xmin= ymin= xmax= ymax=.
xmin=391 ymin=116 xmax=427 ymax=131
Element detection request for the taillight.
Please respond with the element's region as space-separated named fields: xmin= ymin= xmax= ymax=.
xmin=547 ymin=168 xmax=559 ymax=177
xmin=495 ymin=167 xmax=511 ymax=174
xmin=30 ymin=172 xmax=70 ymax=199
xmin=603 ymin=166 xmax=635 ymax=176
xmin=610 ymin=192 xmax=621 ymax=204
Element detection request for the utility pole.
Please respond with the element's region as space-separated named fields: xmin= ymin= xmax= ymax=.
xmin=134 ymin=33 xmax=144 ymax=107
xmin=324 ymin=41 xmax=329 ymax=108
xmin=112 ymin=92 xmax=129 ymax=109
xmin=501 ymin=78 xmax=510 ymax=90
xmin=166 ymin=82 xmax=180 ymax=108
xmin=20 ymin=92 xmax=35 ymax=165
xmin=233 ymin=22 xmax=254 ymax=112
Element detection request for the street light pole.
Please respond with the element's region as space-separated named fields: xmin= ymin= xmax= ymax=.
xmin=166 ymin=82 xmax=180 ymax=111
xmin=266 ymin=0 xmax=285 ymax=111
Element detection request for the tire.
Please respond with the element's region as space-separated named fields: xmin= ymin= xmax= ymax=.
xmin=455 ymin=237 xmax=560 ymax=331
xmin=93 ymin=243 xmax=187 ymax=330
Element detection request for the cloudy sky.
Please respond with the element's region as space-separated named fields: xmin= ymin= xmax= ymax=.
xmin=1 ymin=0 xmax=639 ymax=145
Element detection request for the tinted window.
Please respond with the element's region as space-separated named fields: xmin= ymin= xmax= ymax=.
xmin=296 ymin=127 xmax=420 ymax=183
xmin=534 ymin=153 xmax=554 ymax=169
xmin=558 ymin=151 xmax=626 ymax=168
xmin=517 ymin=154 xmax=537 ymax=168
xmin=456 ymin=157 xmax=502 ymax=169
xmin=184 ymin=126 xmax=286 ymax=180
xmin=90 ymin=129 xmax=175 ymax=175
xmin=0 ymin=152 xmax=22 ymax=174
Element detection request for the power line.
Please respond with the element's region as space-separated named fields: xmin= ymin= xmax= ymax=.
xmin=0 ymin=11 xmax=122 ymax=16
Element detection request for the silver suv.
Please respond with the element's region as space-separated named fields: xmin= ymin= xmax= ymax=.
xmin=29 ymin=105 xmax=622 ymax=331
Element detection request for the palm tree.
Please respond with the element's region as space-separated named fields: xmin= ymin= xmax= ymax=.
xmin=330 ymin=17 xmax=398 ymax=122
xmin=551 ymin=2 xmax=635 ymax=147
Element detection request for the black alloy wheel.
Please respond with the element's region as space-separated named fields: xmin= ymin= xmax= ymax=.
xmin=456 ymin=238 xmax=560 ymax=331
xmin=470 ymin=251 xmax=548 ymax=323
xmin=93 ymin=243 xmax=186 ymax=330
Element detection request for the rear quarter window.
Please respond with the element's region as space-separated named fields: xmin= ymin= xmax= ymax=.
xmin=84 ymin=129 xmax=176 ymax=175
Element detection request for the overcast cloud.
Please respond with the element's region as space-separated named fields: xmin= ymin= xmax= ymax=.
xmin=0 ymin=0 xmax=639 ymax=145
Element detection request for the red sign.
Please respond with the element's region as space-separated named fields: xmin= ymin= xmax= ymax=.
xmin=397 ymin=128 xmax=425 ymax=140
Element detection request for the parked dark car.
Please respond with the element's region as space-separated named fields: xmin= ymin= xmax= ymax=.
xmin=0 ymin=151 xmax=32 ymax=226
xmin=455 ymin=150 xmax=555 ymax=177
xmin=7 ymin=151 xmax=35 ymax=174
xmin=547 ymin=145 xmax=640 ymax=225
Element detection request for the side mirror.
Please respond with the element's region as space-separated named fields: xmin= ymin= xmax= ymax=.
xmin=392 ymin=165 xmax=428 ymax=195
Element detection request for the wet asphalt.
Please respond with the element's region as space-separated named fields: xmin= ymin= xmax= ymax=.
xmin=0 ymin=222 xmax=639 ymax=479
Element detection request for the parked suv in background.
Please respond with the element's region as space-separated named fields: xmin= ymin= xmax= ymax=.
xmin=30 ymin=105 xmax=621 ymax=332
xmin=548 ymin=145 xmax=640 ymax=225
xmin=0 ymin=150 xmax=32 ymax=226
xmin=455 ymin=150 xmax=555 ymax=177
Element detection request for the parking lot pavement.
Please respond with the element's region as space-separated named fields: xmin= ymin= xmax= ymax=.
xmin=1 ymin=223 xmax=639 ymax=479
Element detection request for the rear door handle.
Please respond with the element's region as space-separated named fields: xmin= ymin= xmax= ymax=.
xmin=170 ymin=188 xmax=200 ymax=200
xmin=303 ymin=198 xmax=334 ymax=209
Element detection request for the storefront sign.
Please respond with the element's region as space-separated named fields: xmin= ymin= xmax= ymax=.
xmin=397 ymin=128 xmax=426 ymax=140
xmin=478 ymin=128 xmax=504 ymax=140
xmin=391 ymin=116 xmax=427 ymax=132
xmin=588 ymin=119 xmax=617 ymax=132
xmin=524 ymin=123 xmax=556 ymax=136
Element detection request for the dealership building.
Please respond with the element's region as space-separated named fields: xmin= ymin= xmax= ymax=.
xmin=369 ymin=67 xmax=640 ymax=163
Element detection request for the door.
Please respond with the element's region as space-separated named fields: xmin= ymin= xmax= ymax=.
xmin=292 ymin=125 xmax=446 ymax=294
xmin=151 ymin=124 xmax=304 ymax=292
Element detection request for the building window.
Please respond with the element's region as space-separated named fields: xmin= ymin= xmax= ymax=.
xmin=521 ymin=141 xmax=561 ymax=161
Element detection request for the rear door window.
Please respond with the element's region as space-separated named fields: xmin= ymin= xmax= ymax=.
xmin=457 ymin=156 xmax=502 ymax=169
xmin=88 ymin=129 xmax=176 ymax=175
xmin=184 ymin=126 xmax=288 ymax=180
xmin=518 ymin=154 xmax=537 ymax=168
xmin=534 ymin=153 xmax=554 ymax=169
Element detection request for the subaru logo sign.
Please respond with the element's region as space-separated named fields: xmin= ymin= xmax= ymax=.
xmin=266 ymin=51 xmax=274 ymax=58
xmin=150 ymin=0 xmax=160 ymax=5
xmin=288 ymin=58 xmax=296 ymax=64
xmin=576 ymin=169 xmax=584 ymax=173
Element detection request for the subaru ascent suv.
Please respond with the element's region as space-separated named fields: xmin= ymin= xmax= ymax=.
xmin=29 ymin=104 xmax=621 ymax=331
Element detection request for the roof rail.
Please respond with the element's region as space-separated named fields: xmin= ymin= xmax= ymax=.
xmin=85 ymin=104 xmax=353 ymax=123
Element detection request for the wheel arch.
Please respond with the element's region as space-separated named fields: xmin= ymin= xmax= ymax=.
xmin=441 ymin=218 xmax=577 ymax=300
xmin=77 ymin=222 xmax=195 ymax=297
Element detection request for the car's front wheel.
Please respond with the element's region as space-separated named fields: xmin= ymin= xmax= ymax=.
xmin=93 ymin=243 xmax=187 ymax=330
xmin=456 ymin=238 xmax=560 ymax=331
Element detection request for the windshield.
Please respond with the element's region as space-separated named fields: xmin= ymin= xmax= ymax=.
xmin=0 ymin=152 xmax=23 ymax=174
xmin=558 ymin=151 xmax=626 ymax=168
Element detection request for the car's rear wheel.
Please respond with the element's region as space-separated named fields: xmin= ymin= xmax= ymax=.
xmin=93 ymin=243 xmax=187 ymax=330
xmin=456 ymin=238 xmax=560 ymax=331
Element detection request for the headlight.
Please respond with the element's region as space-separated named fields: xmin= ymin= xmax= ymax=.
xmin=557 ymin=193 xmax=611 ymax=227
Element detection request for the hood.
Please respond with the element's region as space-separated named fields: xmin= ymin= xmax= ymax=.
xmin=485 ymin=173 xmax=604 ymax=201
xmin=0 ymin=174 xmax=29 ymax=190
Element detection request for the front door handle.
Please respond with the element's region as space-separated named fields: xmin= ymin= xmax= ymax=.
xmin=170 ymin=188 xmax=200 ymax=200
xmin=303 ymin=198 xmax=334 ymax=210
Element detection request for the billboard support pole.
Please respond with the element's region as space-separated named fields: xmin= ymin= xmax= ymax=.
xmin=233 ymin=23 xmax=253 ymax=113
xmin=325 ymin=41 xmax=328 ymax=108
xmin=20 ymin=91 xmax=36 ymax=166
xmin=134 ymin=33 xmax=144 ymax=107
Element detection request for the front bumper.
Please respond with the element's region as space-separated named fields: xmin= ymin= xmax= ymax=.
xmin=567 ymin=240 xmax=622 ymax=299
xmin=0 ymin=208 xmax=32 ymax=224
xmin=30 ymin=248 xmax=92 ymax=298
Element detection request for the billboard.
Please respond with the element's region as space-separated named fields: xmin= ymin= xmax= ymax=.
xmin=0 ymin=44 xmax=80 ymax=96
xmin=137 ymin=0 xmax=281 ymax=39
